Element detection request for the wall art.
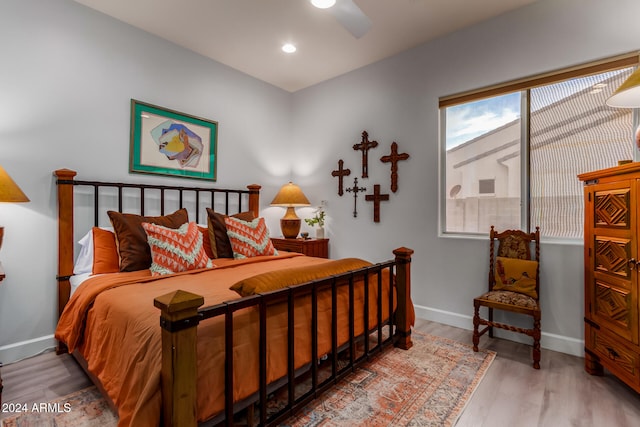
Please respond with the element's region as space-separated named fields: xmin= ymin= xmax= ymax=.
xmin=130 ymin=99 xmax=217 ymax=180
xmin=380 ymin=141 xmax=409 ymax=192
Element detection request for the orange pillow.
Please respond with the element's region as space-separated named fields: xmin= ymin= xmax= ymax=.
xmin=224 ymin=217 xmax=277 ymax=259
xmin=142 ymin=221 xmax=213 ymax=276
xmin=92 ymin=227 xmax=120 ymax=274
xmin=230 ymin=258 xmax=372 ymax=297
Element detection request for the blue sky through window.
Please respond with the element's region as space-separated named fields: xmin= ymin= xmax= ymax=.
xmin=445 ymin=69 xmax=629 ymax=149
xmin=445 ymin=93 xmax=520 ymax=149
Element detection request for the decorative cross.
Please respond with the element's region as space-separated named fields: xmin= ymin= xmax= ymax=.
xmin=365 ymin=184 xmax=390 ymax=223
xmin=380 ymin=141 xmax=410 ymax=193
xmin=353 ymin=130 xmax=378 ymax=178
xmin=345 ymin=177 xmax=366 ymax=218
xmin=331 ymin=159 xmax=351 ymax=196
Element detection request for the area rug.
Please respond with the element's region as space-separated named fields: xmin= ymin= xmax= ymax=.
xmin=281 ymin=331 xmax=495 ymax=426
xmin=1 ymin=332 xmax=494 ymax=427
xmin=0 ymin=386 xmax=117 ymax=427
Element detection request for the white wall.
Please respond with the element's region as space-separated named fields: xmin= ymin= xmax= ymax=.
xmin=290 ymin=0 xmax=640 ymax=356
xmin=2 ymin=0 xmax=639 ymax=363
xmin=0 ymin=0 xmax=292 ymax=363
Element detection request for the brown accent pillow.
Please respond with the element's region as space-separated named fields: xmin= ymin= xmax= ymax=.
xmin=91 ymin=227 xmax=120 ymax=274
xmin=230 ymin=258 xmax=372 ymax=297
xmin=108 ymin=208 xmax=189 ymax=272
xmin=206 ymin=208 xmax=255 ymax=258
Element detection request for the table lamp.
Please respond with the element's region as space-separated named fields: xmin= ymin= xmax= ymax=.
xmin=606 ymin=66 xmax=640 ymax=153
xmin=270 ymin=182 xmax=310 ymax=238
xmin=0 ymin=165 xmax=30 ymax=257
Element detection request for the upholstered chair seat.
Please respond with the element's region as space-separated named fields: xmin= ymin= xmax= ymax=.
xmin=476 ymin=290 xmax=539 ymax=310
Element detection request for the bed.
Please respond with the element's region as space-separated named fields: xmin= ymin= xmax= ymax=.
xmin=53 ymin=169 xmax=414 ymax=427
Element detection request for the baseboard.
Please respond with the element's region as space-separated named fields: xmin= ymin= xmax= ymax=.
xmin=0 ymin=334 xmax=57 ymax=364
xmin=414 ymin=304 xmax=584 ymax=357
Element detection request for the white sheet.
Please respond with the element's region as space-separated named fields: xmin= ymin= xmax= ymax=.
xmin=70 ymin=272 xmax=93 ymax=296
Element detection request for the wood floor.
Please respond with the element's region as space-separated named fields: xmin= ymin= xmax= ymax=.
xmin=2 ymin=319 xmax=640 ymax=426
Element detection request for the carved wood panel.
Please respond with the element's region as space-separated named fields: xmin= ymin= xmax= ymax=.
xmin=594 ymin=281 xmax=632 ymax=338
xmin=591 ymin=329 xmax=639 ymax=382
xmin=594 ymin=188 xmax=630 ymax=229
xmin=595 ymin=237 xmax=632 ymax=279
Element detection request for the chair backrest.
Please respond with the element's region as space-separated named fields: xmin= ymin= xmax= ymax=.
xmin=488 ymin=225 xmax=541 ymax=298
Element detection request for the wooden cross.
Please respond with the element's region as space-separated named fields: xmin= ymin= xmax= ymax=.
xmin=353 ymin=131 xmax=378 ymax=178
xmin=345 ymin=177 xmax=366 ymax=218
xmin=365 ymin=184 xmax=390 ymax=223
xmin=331 ymin=159 xmax=351 ymax=196
xmin=380 ymin=141 xmax=410 ymax=193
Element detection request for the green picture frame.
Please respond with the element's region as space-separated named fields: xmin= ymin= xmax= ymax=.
xmin=130 ymin=99 xmax=217 ymax=181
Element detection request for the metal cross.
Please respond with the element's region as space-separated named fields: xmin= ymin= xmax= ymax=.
xmin=380 ymin=141 xmax=410 ymax=193
xmin=331 ymin=159 xmax=351 ymax=196
xmin=365 ymin=184 xmax=390 ymax=223
xmin=345 ymin=177 xmax=367 ymax=218
xmin=352 ymin=130 xmax=378 ymax=178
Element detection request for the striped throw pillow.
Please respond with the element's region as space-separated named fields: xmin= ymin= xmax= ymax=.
xmin=142 ymin=221 xmax=213 ymax=276
xmin=224 ymin=217 xmax=278 ymax=259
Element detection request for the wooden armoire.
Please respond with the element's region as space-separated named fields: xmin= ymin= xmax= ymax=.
xmin=579 ymin=163 xmax=640 ymax=393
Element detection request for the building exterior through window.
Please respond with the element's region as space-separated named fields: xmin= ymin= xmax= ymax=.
xmin=443 ymin=68 xmax=635 ymax=238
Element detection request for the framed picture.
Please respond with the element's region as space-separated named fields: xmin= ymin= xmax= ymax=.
xmin=130 ymin=99 xmax=217 ymax=181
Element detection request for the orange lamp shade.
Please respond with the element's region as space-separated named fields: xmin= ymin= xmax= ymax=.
xmin=0 ymin=165 xmax=30 ymax=253
xmin=0 ymin=165 xmax=29 ymax=203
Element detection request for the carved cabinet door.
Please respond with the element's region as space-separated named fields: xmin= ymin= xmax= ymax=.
xmin=587 ymin=179 xmax=638 ymax=345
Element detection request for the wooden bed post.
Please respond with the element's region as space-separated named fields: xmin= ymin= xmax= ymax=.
xmin=393 ymin=247 xmax=414 ymax=350
xmin=247 ymin=184 xmax=261 ymax=218
xmin=154 ymin=290 xmax=204 ymax=427
xmin=54 ymin=169 xmax=77 ymax=337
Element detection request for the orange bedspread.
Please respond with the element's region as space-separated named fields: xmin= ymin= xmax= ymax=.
xmin=55 ymin=253 xmax=402 ymax=427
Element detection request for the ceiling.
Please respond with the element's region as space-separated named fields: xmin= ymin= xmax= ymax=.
xmin=73 ymin=0 xmax=537 ymax=92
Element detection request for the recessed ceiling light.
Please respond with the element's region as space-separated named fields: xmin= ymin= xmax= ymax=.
xmin=282 ymin=43 xmax=297 ymax=53
xmin=311 ymin=0 xmax=336 ymax=9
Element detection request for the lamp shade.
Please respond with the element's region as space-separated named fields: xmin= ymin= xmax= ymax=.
xmin=606 ymin=67 xmax=640 ymax=108
xmin=0 ymin=165 xmax=29 ymax=203
xmin=270 ymin=182 xmax=310 ymax=207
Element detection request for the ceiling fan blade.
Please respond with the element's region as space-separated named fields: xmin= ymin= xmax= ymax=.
xmin=329 ymin=0 xmax=372 ymax=39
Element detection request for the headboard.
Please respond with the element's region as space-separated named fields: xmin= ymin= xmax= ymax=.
xmin=54 ymin=169 xmax=261 ymax=319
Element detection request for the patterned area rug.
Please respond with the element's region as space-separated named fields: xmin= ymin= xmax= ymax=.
xmin=1 ymin=332 xmax=494 ymax=427
xmin=282 ymin=331 xmax=495 ymax=426
xmin=1 ymin=386 xmax=117 ymax=427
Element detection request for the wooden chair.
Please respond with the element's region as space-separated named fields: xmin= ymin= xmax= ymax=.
xmin=472 ymin=226 xmax=541 ymax=369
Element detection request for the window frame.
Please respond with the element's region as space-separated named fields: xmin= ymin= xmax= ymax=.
xmin=438 ymin=52 xmax=639 ymax=240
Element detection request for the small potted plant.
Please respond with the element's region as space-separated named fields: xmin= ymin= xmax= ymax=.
xmin=305 ymin=208 xmax=326 ymax=239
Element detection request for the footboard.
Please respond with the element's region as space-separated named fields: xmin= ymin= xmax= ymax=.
xmin=154 ymin=247 xmax=413 ymax=427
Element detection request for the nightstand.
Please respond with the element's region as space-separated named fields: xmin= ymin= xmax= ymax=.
xmin=271 ymin=238 xmax=329 ymax=258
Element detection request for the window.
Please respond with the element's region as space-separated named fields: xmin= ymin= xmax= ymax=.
xmin=478 ymin=179 xmax=495 ymax=195
xmin=440 ymin=54 xmax=638 ymax=238
xmin=444 ymin=93 xmax=522 ymax=233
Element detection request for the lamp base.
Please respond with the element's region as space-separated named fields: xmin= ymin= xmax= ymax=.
xmin=280 ymin=218 xmax=301 ymax=239
xmin=279 ymin=206 xmax=302 ymax=239
xmin=634 ymin=123 xmax=640 ymax=162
